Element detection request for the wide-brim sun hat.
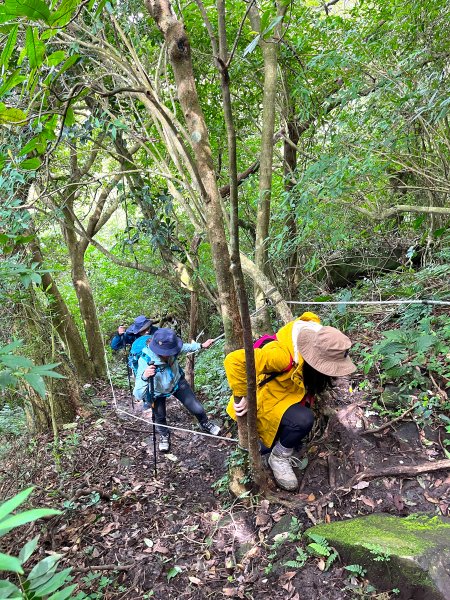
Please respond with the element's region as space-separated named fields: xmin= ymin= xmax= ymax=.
xmin=126 ymin=315 xmax=153 ymax=335
xmin=149 ymin=328 xmax=183 ymax=356
xmin=297 ymin=326 xmax=356 ymax=377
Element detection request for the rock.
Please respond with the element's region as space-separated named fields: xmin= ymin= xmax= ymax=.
xmin=306 ymin=514 xmax=450 ymax=599
xmin=391 ymin=421 xmax=421 ymax=448
xmin=268 ymin=514 xmax=294 ymax=540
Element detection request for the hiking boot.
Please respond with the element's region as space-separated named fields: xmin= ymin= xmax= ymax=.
xmin=268 ymin=444 xmax=298 ymax=491
xmin=159 ymin=434 xmax=170 ymax=453
xmin=201 ymin=421 xmax=221 ymax=436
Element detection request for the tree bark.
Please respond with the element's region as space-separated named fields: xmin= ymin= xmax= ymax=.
xmin=248 ymin=6 xmax=284 ymax=335
xmin=144 ymin=0 xmax=242 ymax=353
xmin=28 ymin=235 xmax=95 ymax=383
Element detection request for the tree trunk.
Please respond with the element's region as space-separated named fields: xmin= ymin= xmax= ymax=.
xmin=28 ymin=236 xmax=95 ymax=383
xmin=18 ymin=288 xmax=80 ymax=434
xmin=71 ymin=247 xmax=107 ymax=379
xmin=144 ymin=0 xmax=242 ymax=353
xmin=284 ymin=118 xmax=300 ymax=297
xmin=249 ymin=7 xmax=281 ymax=335
xmin=185 ymin=236 xmax=201 ymax=389
xmin=216 ymin=0 xmax=263 ymax=486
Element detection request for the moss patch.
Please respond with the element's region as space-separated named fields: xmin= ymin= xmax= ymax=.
xmin=306 ymin=514 xmax=450 ymax=600
xmin=308 ymin=513 xmax=450 ymax=557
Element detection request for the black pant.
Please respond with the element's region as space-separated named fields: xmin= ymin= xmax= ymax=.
xmin=260 ymin=403 xmax=315 ymax=453
xmin=150 ymin=376 xmax=208 ymax=437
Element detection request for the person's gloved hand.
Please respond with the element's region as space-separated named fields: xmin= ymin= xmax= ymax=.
xmin=234 ymin=396 xmax=248 ymax=417
xmin=201 ymin=339 xmax=215 ymax=349
xmin=118 ymin=325 xmax=126 ymax=335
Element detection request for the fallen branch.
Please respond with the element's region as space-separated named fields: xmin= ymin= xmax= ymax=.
xmin=360 ymin=403 xmax=419 ymax=436
xmin=316 ymin=459 xmax=450 ymax=507
xmin=73 ymin=563 xmax=135 ymax=573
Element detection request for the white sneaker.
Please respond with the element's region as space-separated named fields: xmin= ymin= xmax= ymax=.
xmin=268 ymin=451 xmax=298 ymax=491
xmin=201 ymin=421 xmax=221 ymax=436
xmin=159 ymin=434 xmax=170 ymax=452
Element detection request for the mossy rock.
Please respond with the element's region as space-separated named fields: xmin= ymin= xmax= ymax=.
xmin=307 ymin=514 xmax=450 ymax=599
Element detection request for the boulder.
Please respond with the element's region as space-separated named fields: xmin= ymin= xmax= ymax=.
xmin=307 ymin=514 xmax=450 ymax=599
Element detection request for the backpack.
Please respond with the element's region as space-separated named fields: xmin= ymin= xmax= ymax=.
xmin=253 ymin=334 xmax=285 ymax=388
xmin=128 ymin=335 xmax=153 ymax=375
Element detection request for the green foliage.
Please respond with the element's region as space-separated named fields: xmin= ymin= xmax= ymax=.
xmin=344 ymin=564 xmax=367 ymax=578
xmin=194 ymin=340 xmax=229 ymax=413
xmin=362 ymin=543 xmax=392 ymax=563
xmin=0 ymin=487 xmax=78 ymax=599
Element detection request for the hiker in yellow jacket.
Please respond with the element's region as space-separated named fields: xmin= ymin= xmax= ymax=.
xmin=224 ymin=312 xmax=356 ymax=491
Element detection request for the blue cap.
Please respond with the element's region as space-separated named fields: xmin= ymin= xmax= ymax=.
xmin=149 ymin=328 xmax=183 ymax=356
xmin=126 ymin=315 xmax=153 ymax=335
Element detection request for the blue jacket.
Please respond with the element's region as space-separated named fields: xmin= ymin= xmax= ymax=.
xmin=133 ymin=341 xmax=201 ymax=400
xmin=111 ymin=325 xmax=158 ymax=351
xmin=110 ymin=332 xmax=137 ymax=350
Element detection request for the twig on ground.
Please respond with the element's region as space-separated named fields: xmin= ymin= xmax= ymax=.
xmin=360 ymin=402 xmax=419 ymax=436
xmin=73 ymin=563 xmax=135 ymax=573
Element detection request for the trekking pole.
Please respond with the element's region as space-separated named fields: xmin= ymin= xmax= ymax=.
xmin=148 ymin=361 xmax=158 ymax=478
xmin=125 ymin=345 xmax=134 ymax=410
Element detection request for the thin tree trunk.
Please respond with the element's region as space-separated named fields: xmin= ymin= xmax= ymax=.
xmin=284 ymin=118 xmax=300 ymax=297
xmin=249 ymin=6 xmax=283 ymax=335
xmin=28 ymin=236 xmax=95 ymax=382
xmin=216 ymin=0 xmax=263 ymax=485
xmin=144 ymin=0 xmax=242 ymax=353
xmin=71 ymin=248 xmax=107 ymax=379
xmin=185 ymin=236 xmax=201 ymax=389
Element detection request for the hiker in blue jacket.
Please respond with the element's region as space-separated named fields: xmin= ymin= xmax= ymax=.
xmin=134 ymin=328 xmax=221 ymax=452
xmin=110 ymin=315 xmax=158 ymax=351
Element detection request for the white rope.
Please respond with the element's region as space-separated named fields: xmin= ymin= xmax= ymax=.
xmin=286 ymin=299 xmax=450 ymax=306
xmin=117 ymin=407 xmax=239 ymax=443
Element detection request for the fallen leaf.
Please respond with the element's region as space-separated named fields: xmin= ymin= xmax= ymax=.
xmin=279 ymin=571 xmax=296 ymax=583
xmin=360 ymin=495 xmax=376 ymax=509
xmin=325 ymin=514 xmax=331 ymax=523
xmin=100 ymin=522 xmax=117 ymax=536
xmin=307 ymin=493 xmax=316 ymax=502
xmin=317 ymin=558 xmax=326 ymax=571
xmin=153 ymin=540 xmax=170 ymax=554
xmin=255 ymin=512 xmax=270 ymax=527
xmin=423 ymin=491 xmax=440 ymax=504
xmin=439 ymin=503 xmax=448 ymax=516
xmin=188 ymin=576 xmax=202 ymax=585
xmin=244 ymin=546 xmax=260 ymax=559
xmin=352 ymin=480 xmax=370 ymax=490
xmin=165 ymin=453 xmax=178 ymax=462
xmin=222 ymin=588 xmax=236 ymax=597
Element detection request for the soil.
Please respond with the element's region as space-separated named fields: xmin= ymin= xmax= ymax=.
xmin=1 ymin=379 xmax=449 ymax=600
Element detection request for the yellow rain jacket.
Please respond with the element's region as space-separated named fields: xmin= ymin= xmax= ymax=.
xmin=224 ymin=312 xmax=321 ymax=448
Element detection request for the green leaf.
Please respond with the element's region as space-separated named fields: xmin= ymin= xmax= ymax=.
xmin=18 ymin=535 xmax=40 ymax=564
xmin=45 ymin=50 xmax=66 ymax=66
xmin=19 ymin=157 xmax=41 ymax=170
xmin=166 ymin=565 xmax=182 ymax=581
xmin=50 ymin=0 xmax=81 ymax=26
xmin=0 ymin=154 xmax=5 ymax=172
xmin=262 ymin=15 xmax=283 ymax=36
xmin=243 ymin=34 xmax=260 ymax=57
xmin=307 ymin=542 xmax=330 ymax=557
xmin=44 ymin=53 xmax=80 ymax=85
xmin=22 ymin=372 xmax=46 ymax=397
xmin=0 ymin=24 xmax=18 ymax=70
xmin=0 ymin=70 xmax=27 ymax=97
xmin=0 ymin=487 xmax=34 ymax=523
xmin=0 ymin=553 xmax=23 ymax=574
xmin=33 ymin=567 xmax=73 ymax=595
xmin=28 ymin=554 xmax=61 ymax=580
xmin=47 ymin=584 xmax=78 ymax=600
xmin=25 ymin=26 xmax=46 ymax=68
xmin=0 ymin=105 xmax=26 ymax=124
xmin=0 ymin=579 xmax=22 ymax=597
xmin=414 ymin=334 xmax=436 ymax=354
xmin=4 ymin=0 xmax=51 ymax=23
xmin=0 ymin=509 xmax=60 ymax=536
xmin=0 ymin=354 xmax=33 ymax=369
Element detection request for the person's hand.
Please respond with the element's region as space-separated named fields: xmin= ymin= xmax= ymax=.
xmin=234 ymin=396 xmax=248 ymax=417
xmin=118 ymin=325 xmax=126 ymax=335
xmin=143 ymin=364 xmax=156 ymax=379
xmin=201 ymin=339 xmax=215 ymax=349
